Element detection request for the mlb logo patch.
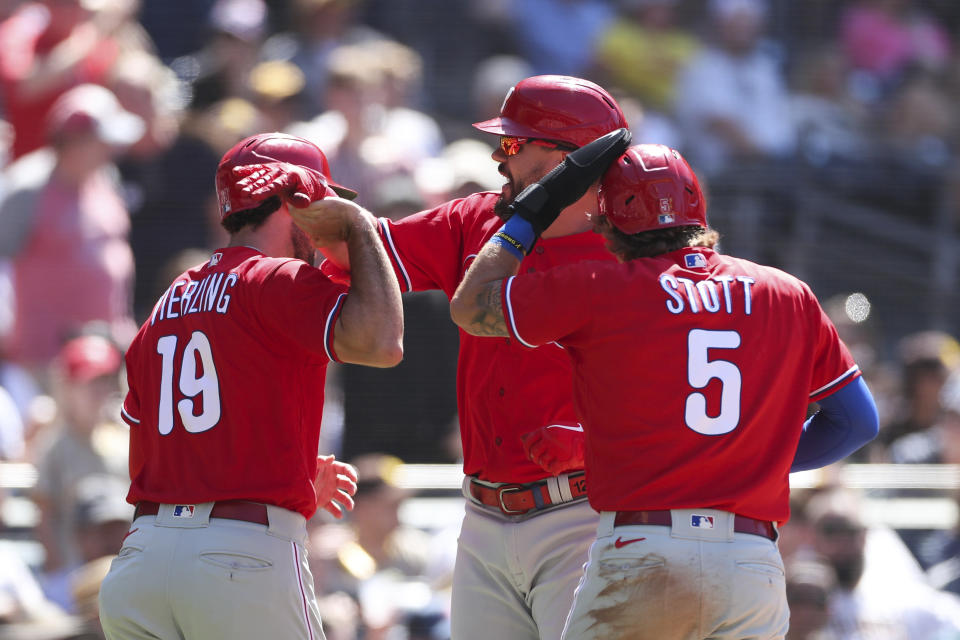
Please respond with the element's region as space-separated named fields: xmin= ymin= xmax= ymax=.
xmin=173 ymin=505 xmax=196 ymax=518
xmin=210 ymin=252 xmax=222 ymax=267
xmin=658 ymin=214 xmax=675 ymax=225
xmin=691 ymin=514 xmax=715 ymax=529
xmin=684 ymin=253 xmax=708 ymax=268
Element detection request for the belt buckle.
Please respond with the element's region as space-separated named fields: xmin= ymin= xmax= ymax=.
xmin=497 ymin=484 xmax=526 ymax=515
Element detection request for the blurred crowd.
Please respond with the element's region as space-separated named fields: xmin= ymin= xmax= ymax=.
xmin=0 ymin=0 xmax=959 ymax=637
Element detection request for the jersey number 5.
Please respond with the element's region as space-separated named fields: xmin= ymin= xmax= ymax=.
xmin=156 ymin=332 xmax=222 ymax=435
xmin=685 ymin=329 xmax=742 ymax=436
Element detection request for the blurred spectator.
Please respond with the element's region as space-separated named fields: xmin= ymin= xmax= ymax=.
xmin=874 ymin=69 xmax=957 ymax=209
xmin=881 ymin=70 xmax=956 ymax=158
xmin=785 ymin=557 xmax=838 ymax=640
xmin=308 ymin=454 xmax=436 ymax=638
xmin=108 ymin=49 xmax=187 ymax=317
xmin=779 ymin=488 xmax=819 ymax=563
xmin=365 ymin=39 xmax=444 ymax=166
xmin=248 ymin=58 xmax=306 ymax=132
xmin=883 ymin=330 xmax=960 ymax=450
xmin=290 ymin=44 xmax=396 ymax=209
xmin=789 ymin=45 xmax=874 ymax=170
xmin=807 ymin=486 xmax=960 ymax=638
xmin=915 ymin=488 xmax=960 ymax=598
xmin=31 ymin=473 xmax=133 ymax=621
xmin=470 ymin=55 xmax=533 ymax=127
xmin=593 ymin=0 xmax=699 ymax=115
xmin=0 ymin=531 xmax=81 ymax=635
xmin=127 ymin=88 xmax=264 ymax=321
xmin=30 ymin=334 xmax=127 ymax=581
xmin=138 ymin=0 xmax=217 ymax=63
xmin=673 ymin=0 xmax=796 ymax=175
xmin=108 ymin=49 xmax=181 ymax=163
xmin=315 ymin=590 xmax=361 ymax=640
xmin=507 ymin=0 xmax=614 ymax=77
xmin=840 ymin=0 xmax=952 ymax=100
xmin=889 ymin=356 xmax=960 ymax=465
xmin=0 ymin=84 xmax=142 ymax=371
xmin=173 ymin=0 xmax=267 ymax=109
xmin=0 ymin=0 xmax=148 ymax=159
xmin=266 ymin=0 xmax=385 ymax=118
xmin=415 ymin=137 xmax=502 ymax=204
xmin=58 ymin=474 xmax=132 ymax=627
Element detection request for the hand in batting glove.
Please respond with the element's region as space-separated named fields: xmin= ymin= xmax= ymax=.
xmin=314 ymin=454 xmax=359 ymax=519
xmin=492 ymin=128 xmax=632 ymax=259
xmin=520 ymin=423 xmax=585 ymax=476
xmin=234 ymin=162 xmax=337 ymax=208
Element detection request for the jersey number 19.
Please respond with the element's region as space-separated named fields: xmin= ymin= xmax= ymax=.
xmin=155 ymin=331 xmax=222 ymax=435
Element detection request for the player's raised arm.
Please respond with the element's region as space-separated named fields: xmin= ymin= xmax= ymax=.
xmin=451 ymin=128 xmax=632 ymax=336
xmin=291 ymin=197 xmax=404 ymax=367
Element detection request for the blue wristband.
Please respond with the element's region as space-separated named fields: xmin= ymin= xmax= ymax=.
xmin=489 ymin=216 xmax=537 ymax=260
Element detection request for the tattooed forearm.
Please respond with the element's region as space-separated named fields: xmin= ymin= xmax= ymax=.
xmin=467 ymin=282 xmax=509 ymax=336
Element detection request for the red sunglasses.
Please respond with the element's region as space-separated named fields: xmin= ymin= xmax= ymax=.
xmin=499 ymin=136 xmax=576 ymax=156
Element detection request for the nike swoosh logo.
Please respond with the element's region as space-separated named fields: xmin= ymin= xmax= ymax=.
xmin=545 ymin=423 xmax=584 ymax=432
xmin=121 ymin=528 xmax=139 ymax=544
xmin=614 ymin=536 xmax=646 ymax=549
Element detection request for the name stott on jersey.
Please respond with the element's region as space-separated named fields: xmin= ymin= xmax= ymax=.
xmin=120 ymin=247 xmax=348 ymax=519
xmin=502 ymin=247 xmax=860 ymax=522
xmin=375 ymin=192 xmax=615 ymax=483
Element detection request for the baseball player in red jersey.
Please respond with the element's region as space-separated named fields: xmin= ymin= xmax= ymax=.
xmin=450 ymin=141 xmax=879 ymax=639
xmin=238 ymin=76 xmax=628 ymax=640
xmin=97 ymin=133 xmax=403 ymax=640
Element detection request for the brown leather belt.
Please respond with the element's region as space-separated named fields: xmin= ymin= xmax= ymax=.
xmin=468 ymin=472 xmax=587 ymax=516
xmin=614 ymin=510 xmax=777 ymax=541
xmin=134 ymin=500 xmax=269 ymax=526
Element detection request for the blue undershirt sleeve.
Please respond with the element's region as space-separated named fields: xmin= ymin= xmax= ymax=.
xmin=791 ymin=376 xmax=879 ymax=472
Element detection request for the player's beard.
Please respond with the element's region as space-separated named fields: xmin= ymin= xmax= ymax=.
xmin=494 ymin=173 xmax=532 ymax=221
xmin=493 ymin=195 xmax=513 ymax=221
xmin=494 ymin=159 xmax=558 ymax=221
xmin=291 ymin=223 xmax=316 ymax=264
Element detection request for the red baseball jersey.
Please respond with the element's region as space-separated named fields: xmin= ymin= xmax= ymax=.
xmin=503 ymin=247 xmax=860 ymax=522
xmin=378 ymin=192 xmax=614 ymax=483
xmin=120 ymin=247 xmax=348 ymax=519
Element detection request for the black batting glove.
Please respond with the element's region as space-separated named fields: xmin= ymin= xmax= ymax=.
xmin=508 ymin=127 xmax=633 ymax=236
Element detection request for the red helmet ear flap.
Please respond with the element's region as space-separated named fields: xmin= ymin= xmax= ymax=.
xmin=599 ymin=144 xmax=706 ymax=235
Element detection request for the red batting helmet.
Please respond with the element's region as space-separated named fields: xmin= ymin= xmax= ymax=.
xmin=215 ymin=132 xmax=357 ymax=219
xmin=598 ymin=144 xmax=706 ymax=235
xmin=472 ymin=75 xmax=627 ymax=148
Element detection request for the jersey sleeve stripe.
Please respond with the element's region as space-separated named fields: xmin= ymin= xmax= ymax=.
xmin=810 ymin=364 xmax=860 ymax=398
xmin=504 ymin=276 xmax=538 ymax=349
xmin=323 ymin=292 xmax=347 ymax=363
xmin=120 ymin=406 xmax=140 ymax=425
xmin=379 ymin=218 xmax=412 ymax=293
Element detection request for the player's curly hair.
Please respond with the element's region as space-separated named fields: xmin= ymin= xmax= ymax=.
xmin=221 ymin=196 xmax=282 ymax=234
xmin=597 ymin=217 xmax=719 ymax=262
